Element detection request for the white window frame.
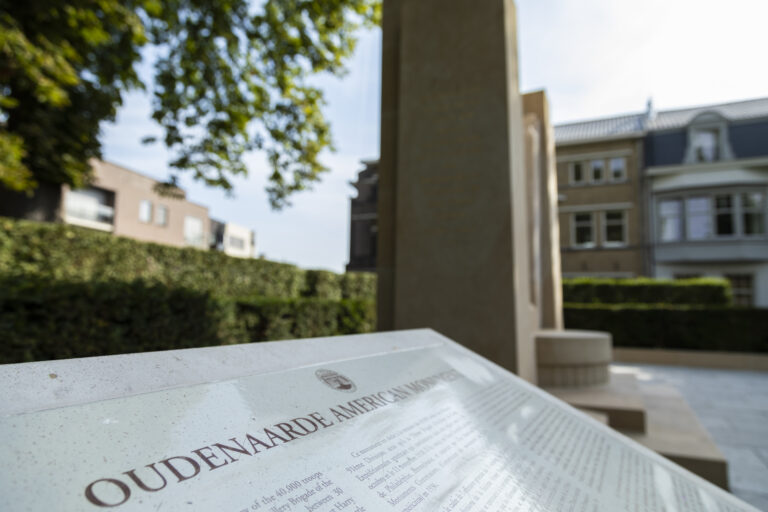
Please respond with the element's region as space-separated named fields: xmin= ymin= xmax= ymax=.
xmin=683 ymin=112 xmax=734 ymax=164
xmin=184 ymin=216 xmax=205 ymax=247
xmin=571 ymin=212 xmax=596 ymax=248
xmin=569 ymin=162 xmax=585 ymax=186
xmin=139 ymin=200 xmax=153 ymax=223
xmin=740 ymin=191 xmax=765 ymax=237
xmin=609 ymin=157 xmax=627 ymax=183
xmin=155 ymin=205 xmax=168 ymax=226
xmin=714 ymin=194 xmax=736 ymax=238
xmin=590 ymin=159 xmax=605 ymax=184
xmin=725 ymin=274 xmax=754 ymax=307
xmin=657 ymin=198 xmax=683 ymax=242
xmin=227 ymin=235 xmax=245 ymax=250
xmin=684 ymin=196 xmax=713 ymax=240
xmin=656 ymin=189 xmax=768 ymax=242
xmin=602 ymin=210 xmax=628 ymax=247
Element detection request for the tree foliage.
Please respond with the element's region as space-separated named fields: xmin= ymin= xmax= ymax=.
xmin=0 ymin=0 xmax=380 ymax=208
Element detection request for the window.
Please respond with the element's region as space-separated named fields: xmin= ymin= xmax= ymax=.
xmin=590 ymin=159 xmax=605 ymax=183
xmin=685 ymin=113 xmax=734 ymax=164
xmin=603 ymin=210 xmax=627 ymax=246
xmin=228 ymin=236 xmax=245 ymax=250
xmin=725 ymin=274 xmax=754 ymax=307
xmin=570 ymin=162 xmax=584 ymax=185
xmin=692 ymin=128 xmax=719 ymax=162
xmin=610 ymin=158 xmax=627 ymax=182
xmin=573 ymin=213 xmax=594 ymax=247
xmin=714 ymin=195 xmax=734 ymax=236
xmin=139 ymin=200 xmax=153 ymax=223
xmin=658 ymin=199 xmax=682 ymax=242
xmin=685 ymin=197 xmax=712 ymax=240
xmin=65 ymin=187 xmax=115 ymax=225
xmin=184 ymin=216 xmax=204 ymax=247
xmin=742 ymin=192 xmax=765 ymax=235
xmin=155 ymin=205 xmax=168 ymax=226
xmin=659 ymin=190 xmax=767 ymax=241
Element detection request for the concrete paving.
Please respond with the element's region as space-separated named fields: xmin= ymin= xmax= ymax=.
xmin=614 ymin=363 xmax=768 ymax=511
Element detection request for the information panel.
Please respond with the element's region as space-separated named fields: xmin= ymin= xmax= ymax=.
xmin=0 ymin=335 xmax=758 ymax=511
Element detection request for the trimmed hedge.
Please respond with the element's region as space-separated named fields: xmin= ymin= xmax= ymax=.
xmin=303 ymin=270 xmax=342 ymax=300
xmin=0 ymin=277 xmax=243 ymax=363
xmin=562 ymin=277 xmax=732 ymax=305
xmin=564 ymin=303 xmax=768 ymax=353
xmin=0 ymin=217 xmax=376 ymax=300
xmin=0 ymin=276 xmax=376 ymax=363
xmin=340 ymin=271 xmax=377 ymax=300
xmin=0 ymin=218 xmax=305 ymax=298
xmin=237 ymin=297 xmax=375 ymax=342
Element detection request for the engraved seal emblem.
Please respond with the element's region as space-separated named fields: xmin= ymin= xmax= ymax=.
xmin=315 ymin=369 xmax=356 ymax=393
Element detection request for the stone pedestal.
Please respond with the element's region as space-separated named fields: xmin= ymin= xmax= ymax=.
xmin=535 ymin=329 xmax=612 ymax=387
xmin=377 ymin=0 xmax=536 ymax=382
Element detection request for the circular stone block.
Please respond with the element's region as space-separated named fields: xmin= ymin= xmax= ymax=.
xmin=535 ymin=329 xmax=612 ymax=388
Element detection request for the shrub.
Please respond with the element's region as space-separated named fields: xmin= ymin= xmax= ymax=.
xmin=0 ymin=276 xmax=377 ymax=363
xmin=0 ymin=217 xmax=306 ymax=298
xmin=340 ymin=271 xmax=377 ymax=300
xmin=564 ymin=303 xmax=768 ymax=353
xmin=303 ymin=270 xmax=342 ymax=300
xmin=338 ymin=299 xmax=376 ymax=334
xmin=235 ymin=297 xmax=375 ymax=343
xmin=0 ymin=217 xmax=377 ymax=300
xmin=562 ymin=277 xmax=732 ymax=305
xmin=0 ymin=276 xmax=245 ymax=363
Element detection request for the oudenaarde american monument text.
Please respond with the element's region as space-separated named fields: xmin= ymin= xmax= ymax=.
xmin=0 ymin=333 xmax=757 ymax=511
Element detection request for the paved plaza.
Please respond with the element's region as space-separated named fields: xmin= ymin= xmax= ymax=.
xmin=614 ymin=363 xmax=768 ymax=510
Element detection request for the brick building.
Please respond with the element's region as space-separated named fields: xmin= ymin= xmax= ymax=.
xmin=346 ymin=97 xmax=768 ymax=305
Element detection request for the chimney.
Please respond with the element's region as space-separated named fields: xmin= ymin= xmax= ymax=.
xmin=645 ymin=97 xmax=657 ymax=124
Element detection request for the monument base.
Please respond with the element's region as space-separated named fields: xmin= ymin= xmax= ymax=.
xmin=546 ymin=368 xmax=729 ymax=489
xmin=624 ymin=379 xmax=730 ymax=490
xmin=546 ymin=372 xmax=646 ymax=431
xmin=535 ymin=329 xmax=612 ymax=387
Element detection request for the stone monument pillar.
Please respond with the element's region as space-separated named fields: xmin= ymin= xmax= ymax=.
xmin=523 ymin=91 xmax=564 ymax=330
xmin=377 ymin=0 xmax=537 ymax=382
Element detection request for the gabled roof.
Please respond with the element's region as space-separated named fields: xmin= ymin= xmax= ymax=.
xmin=554 ymin=97 xmax=768 ymax=144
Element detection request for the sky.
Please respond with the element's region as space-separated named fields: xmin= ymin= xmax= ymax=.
xmin=101 ymin=0 xmax=768 ymax=273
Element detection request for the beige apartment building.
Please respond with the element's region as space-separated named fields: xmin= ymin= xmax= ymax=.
xmin=62 ymin=159 xmax=211 ymax=249
xmin=0 ymin=158 xmax=258 ymax=255
xmin=555 ymin=133 xmax=647 ymax=278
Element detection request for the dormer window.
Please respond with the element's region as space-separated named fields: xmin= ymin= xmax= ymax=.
xmin=684 ymin=112 xmax=734 ymax=164
xmin=692 ymin=128 xmax=719 ymax=162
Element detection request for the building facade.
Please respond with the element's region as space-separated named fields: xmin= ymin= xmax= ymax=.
xmin=1 ymin=159 xmax=257 ymax=256
xmin=346 ymin=97 xmax=768 ymax=305
xmin=554 ymin=97 xmax=768 ymax=305
xmin=346 ymin=160 xmax=379 ymax=272
xmin=210 ymin=219 xmax=256 ymax=258
xmin=644 ymin=102 xmax=768 ymax=306
xmin=62 ymin=160 xmax=211 ymax=249
xmin=554 ymin=132 xmax=647 ymax=278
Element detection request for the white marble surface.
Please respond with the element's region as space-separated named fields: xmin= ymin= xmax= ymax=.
xmin=0 ymin=332 xmax=760 ymax=511
xmin=0 ymin=330 xmax=440 ymax=415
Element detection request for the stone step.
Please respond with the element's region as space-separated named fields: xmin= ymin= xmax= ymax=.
xmin=622 ymin=382 xmax=729 ymax=490
xmin=545 ymin=372 xmax=647 ymax=432
xmin=546 ymin=370 xmax=729 ymax=489
xmin=575 ymin=407 xmax=609 ymax=425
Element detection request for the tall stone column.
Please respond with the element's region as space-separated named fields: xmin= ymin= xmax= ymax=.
xmin=376 ymin=0 xmax=536 ymax=382
xmin=523 ymin=91 xmax=564 ymax=330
